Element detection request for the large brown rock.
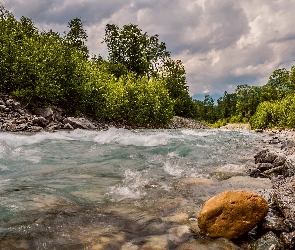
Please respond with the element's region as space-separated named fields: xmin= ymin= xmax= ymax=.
xmin=198 ymin=190 xmax=268 ymax=239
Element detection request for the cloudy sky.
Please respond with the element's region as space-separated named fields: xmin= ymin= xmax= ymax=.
xmin=2 ymin=0 xmax=295 ymax=97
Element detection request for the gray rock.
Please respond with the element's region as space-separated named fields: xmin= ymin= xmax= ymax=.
xmin=63 ymin=123 xmax=74 ymax=130
xmin=5 ymin=99 xmax=13 ymax=106
xmin=273 ymin=177 xmax=295 ymax=220
xmin=274 ymin=154 xmax=287 ymax=167
xmin=282 ymin=155 xmax=295 ymax=177
xmin=264 ymin=166 xmax=284 ymax=176
xmin=269 ymin=137 xmax=281 ymax=144
xmin=281 ymin=140 xmax=295 ymax=150
xmin=250 ymin=231 xmax=285 ymax=250
xmin=12 ymin=101 xmax=20 ymax=110
xmin=262 ymin=213 xmax=290 ymax=233
xmin=35 ymin=107 xmax=54 ymax=119
xmin=63 ymin=117 xmax=96 ymax=129
xmin=255 ymin=150 xmax=278 ymax=164
xmin=257 ymin=163 xmax=274 ymax=171
xmin=280 ymin=231 xmax=295 ymax=249
xmin=32 ymin=117 xmax=48 ymax=127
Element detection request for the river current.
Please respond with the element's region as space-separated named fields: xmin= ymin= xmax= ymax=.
xmin=0 ymin=128 xmax=272 ymax=249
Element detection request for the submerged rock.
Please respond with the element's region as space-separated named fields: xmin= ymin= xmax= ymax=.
xmin=176 ymin=237 xmax=239 ymax=250
xmin=198 ymin=190 xmax=268 ymax=239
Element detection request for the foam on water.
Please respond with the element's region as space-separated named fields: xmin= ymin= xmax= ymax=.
xmin=93 ymin=128 xmax=174 ymax=146
xmin=0 ymin=129 xmax=265 ymax=208
xmin=163 ymin=161 xmax=184 ymax=177
xmin=106 ymin=169 xmax=150 ymax=201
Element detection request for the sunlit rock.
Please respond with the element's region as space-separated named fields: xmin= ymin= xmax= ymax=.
xmin=198 ymin=190 xmax=268 ymax=239
xmin=140 ymin=235 xmax=168 ymax=250
xmin=63 ymin=117 xmax=96 ymax=129
xmin=168 ymin=225 xmax=191 ymax=244
xmin=91 ymin=233 xmax=126 ymax=250
xmin=213 ymin=164 xmax=248 ymax=180
xmin=121 ymin=242 xmax=139 ymax=250
xmin=162 ymin=213 xmax=189 ymax=224
xmin=178 ymin=177 xmax=215 ymax=186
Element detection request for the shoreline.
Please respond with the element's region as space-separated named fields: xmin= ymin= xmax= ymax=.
xmin=0 ymin=94 xmax=210 ymax=133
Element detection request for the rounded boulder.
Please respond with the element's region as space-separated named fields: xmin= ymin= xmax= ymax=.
xmin=198 ymin=190 xmax=268 ymax=239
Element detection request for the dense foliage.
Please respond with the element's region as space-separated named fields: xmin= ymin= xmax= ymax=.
xmin=0 ymin=6 xmax=192 ymax=127
xmin=193 ymin=67 xmax=295 ymax=129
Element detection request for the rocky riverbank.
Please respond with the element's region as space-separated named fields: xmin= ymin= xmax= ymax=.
xmin=199 ymin=129 xmax=295 ymax=249
xmin=0 ymin=94 xmax=209 ymax=132
xmin=244 ymin=129 xmax=295 ymax=249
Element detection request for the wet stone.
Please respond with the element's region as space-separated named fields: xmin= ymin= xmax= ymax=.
xmin=140 ymin=235 xmax=169 ymax=250
xmin=280 ymin=231 xmax=295 ymax=249
xmin=198 ymin=190 xmax=269 ymax=239
xmin=250 ymin=231 xmax=285 ymax=250
xmin=176 ymin=238 xmax=239 ymax=250
xmin=262 ymin=213 xmax=290 ymax=233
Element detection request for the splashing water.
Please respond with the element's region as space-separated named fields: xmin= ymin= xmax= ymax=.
xmin=0 ymin=128 xmax=270 ymax=249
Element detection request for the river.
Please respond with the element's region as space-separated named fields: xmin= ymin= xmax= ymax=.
xmin=0 ymin=128 xmax=273 ymax=249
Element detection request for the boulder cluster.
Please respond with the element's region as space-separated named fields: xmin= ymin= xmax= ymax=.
xmin=248 ymin=144 xmax=295 ymax=249
xmin=198 ymin=131 xmax=295 ymax=249
xmin=0 ymin=94 xmax=110 ymax=132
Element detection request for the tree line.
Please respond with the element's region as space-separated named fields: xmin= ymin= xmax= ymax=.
xmin=195 ymin=67 xmax=295 ymax=129
xmin=1 ymin=5 xmax=294 ymax=129
xmin=0 ymin=6 xmax=193 ymax=127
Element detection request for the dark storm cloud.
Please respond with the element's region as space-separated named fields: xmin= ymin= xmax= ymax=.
xmin=268 ymin=33 xmax=295 ymax=44
xmin=2 ymin=0 xmax=127 ymax=24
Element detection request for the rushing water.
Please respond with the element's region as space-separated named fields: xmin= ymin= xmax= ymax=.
xmin=0 ymin=128 xmax=272 ymax=249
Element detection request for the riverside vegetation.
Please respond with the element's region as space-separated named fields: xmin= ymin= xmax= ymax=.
xmin=2 ymin=5 xmax=295 ymax=130
xmin=0 ymin=6 xmax=192 ymax=128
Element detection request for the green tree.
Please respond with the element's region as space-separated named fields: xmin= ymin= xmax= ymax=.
xmin=216 ymin=91 xmax=237 ymax=119
xmin=161 ymin=58 xmax=194 ymax=117
xmin=235 ymin=84 xmax=261 ymax=120
xmin=103 ymin=23 xmax=170 ymax=78
xmin=261 ymin=68 xmax=291 ymax=101
xmin=203 ymin=95 xmax=216 ymax=123
xmin=66 ymin=18 xmax=89 ymax=58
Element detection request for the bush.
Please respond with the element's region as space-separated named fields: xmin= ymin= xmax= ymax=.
xmin=250 ymin=96 xmax=295 ymax=129
xmin=104 ymin=74 xmax=174 ymax=126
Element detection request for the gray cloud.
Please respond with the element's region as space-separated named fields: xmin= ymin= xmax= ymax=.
xmin=2 ymin=0 xmax=295 ymax=96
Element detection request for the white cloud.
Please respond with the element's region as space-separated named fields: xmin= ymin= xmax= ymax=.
xmin=2 ymin=0 xmax=295 ymax=96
